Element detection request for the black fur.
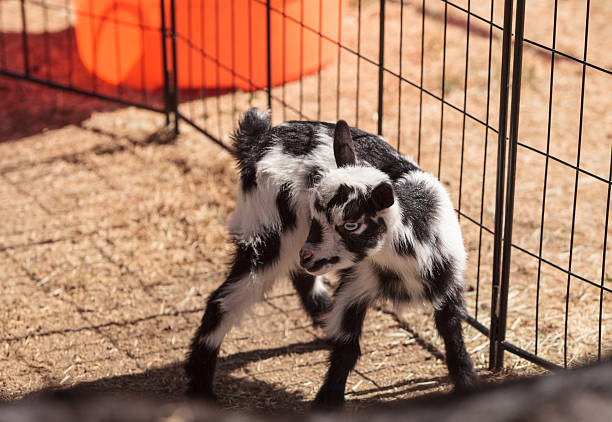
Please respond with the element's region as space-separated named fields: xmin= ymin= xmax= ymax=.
xmin=422 ymin=251 xmax=456 ymax=304
xmin=313 ymin=298 xmax=369 ymax=409
xmin=289 ymin=270 xmax=332 ymax=324
xmin=333 ymin=120 xmax=356 ymax=168
xmin=325 ymin=184 xmax=354 ymax=220
xmin=306 ymin=166 xmax=324 ymax=188
xmin=370 ymin=182 xmax=395 ymax=211
xmin=434 ymin=295 xmax=478 ymax=391
xmin=338 ymin=217 xmax=387 ymax=261
xmin=308 ymin=256 xmax=340 ymax=273
xmin=231 ymin=108 xmax=273 ymax=193
xmin=393 ymin=236 xmax=416 ymax=257
xmin=342 ymin=194 xmax=373 ymax=221
xmin=276 ymin=183 xmax=297 ymax=232
xmin=231 ymin=117 xmax=421 ymax=193
xmin=185 ymin=232 xmax=282 ymax=397
xmin=314 ymin=198 xmax=325 ymax=213
xmin=372 ymin=263 xmax=412 ymax=302
xmin=316 ymin=122 xmax=420 ymax=181
xmin=185 ymin=239 xmax=259 ymax=398
xmin=272 ymin=122 xmax=322 ymax=157
xmin=305 ymin=218 xmax=323 ymax=245
xmin=245 ymin=231 xmax=282 ymax=271
xmin=394 ymin=180 xmax=439 ymax=243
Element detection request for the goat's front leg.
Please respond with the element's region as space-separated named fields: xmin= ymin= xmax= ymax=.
xmin=290 ymin=269 xmax=332 ymax=326
xmin=185 ymin=237 xmax=281 ymax=400
xmin=313 ymin=268 xmax=374 ymax=409
xmin=434 ymin=294 xmax=479 ymax=392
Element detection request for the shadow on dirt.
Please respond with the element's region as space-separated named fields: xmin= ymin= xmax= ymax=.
xmin=21 ymin=337 xmax=457 ymax=411
xmin=25 ymin=340 xmax=331 ymax=411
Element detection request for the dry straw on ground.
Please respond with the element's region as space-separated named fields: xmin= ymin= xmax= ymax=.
xmin=0 ymin=0 xmax=610 ymax=410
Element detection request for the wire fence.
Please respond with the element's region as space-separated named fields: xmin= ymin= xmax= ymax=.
xmin=1 ymin=0 xmax=610 ymax=371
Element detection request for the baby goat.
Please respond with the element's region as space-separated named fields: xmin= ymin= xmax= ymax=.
xmin=185 ymin=108 xmax=478 ymax=407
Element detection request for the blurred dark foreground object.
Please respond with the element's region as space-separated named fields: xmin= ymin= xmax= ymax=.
xmin=1 ymin=358 xmax=611 ymax=422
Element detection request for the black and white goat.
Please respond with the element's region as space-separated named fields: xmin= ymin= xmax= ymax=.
xmin=185 ymin=108 xmax=478 ymax=407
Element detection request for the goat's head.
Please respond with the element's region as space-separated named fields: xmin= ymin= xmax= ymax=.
xmin=299 ymin=120 xmax=395 ymax=275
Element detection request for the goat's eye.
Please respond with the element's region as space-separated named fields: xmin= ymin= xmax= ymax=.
xmin=343 ymin=222 xmax=359 ymax=231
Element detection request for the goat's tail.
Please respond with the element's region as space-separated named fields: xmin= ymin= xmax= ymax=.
xmin=231 ymin=108 xmax=271 ymax=172
xmin=236 ymin=107 xmax=271 ymax=138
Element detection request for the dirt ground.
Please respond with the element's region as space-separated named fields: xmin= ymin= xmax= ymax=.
xmin=0 ymin=104 xmax=507 ymax=409
xmin=1 ymin=0 xmax=611 ymax=412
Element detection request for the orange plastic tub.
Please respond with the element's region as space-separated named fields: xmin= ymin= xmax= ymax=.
xmin=73 ymin=0 xmax=341 ymax=91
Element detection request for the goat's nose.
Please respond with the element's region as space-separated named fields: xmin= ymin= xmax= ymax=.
xmin=300 ymin=249 xmax=314 ymax=266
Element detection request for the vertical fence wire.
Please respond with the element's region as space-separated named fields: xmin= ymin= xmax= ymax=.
xmin=282 ymin=0 xmax=287 ymax=121
xmin=187 ymin=0 xmax=195 ymax=120
xmin=267 ymin=0 xmax=272 ymax=111
xmin=564 ymin=0 xmax=591 ymax=368
xmin=534 ymin=0 xmax=559 ymax=357
xmin=437 ymin=2 xmax=448 ymax=179
xmin=20 ymin=0 xmax=29 ymax=76
xmin=112 ymin=0 xmax=122 ymax=97
xmin=335 ymin=0 xmax=342 ymax=121
xmin=599 ymin=149 xmax=612 ymax=361
xmin=396 ymin=0 xmax=404 ymax=150
xmin=161 ymin=0 xmax=171 ymax=126
xmin=170 ymin=0 xmax=179 ymax=134
xmin=376 ymin=0 xmax=385 ymax=136
xmin=65 ymin=0 xmax=74 ymax=85
xmin=248 ymin=0 xmax=253 ymax=103
xmin=231 ymin=0 xmax=237 ymax=122
xmin=316 ymin=0 xmax=322 ymax=120
xmin=138 ymin=0 xmax=148 ymax=104
xmin=299 ymin=0 xmax=304 ymax=118
xmin=457 ymin=0 xmax=471 ymax=220
xmin=214 ymin=0 xmax=222 ymax=138
xmin=0 ymin=3 xmax=5 ymax=68
xmin=474 ymin=0 xmax=496 ymax=321
xmin=355 ymin=0 xmax=362 ymax=126
xmin=88 ymin=0 xmax=98 ymax=93
xmin=43 ymin=0 xmax=51 ymax=80
xmin=416 ymin=0 xmax=425 ymax=165
xmin=200 ymin=0 xmax=209 ymax=128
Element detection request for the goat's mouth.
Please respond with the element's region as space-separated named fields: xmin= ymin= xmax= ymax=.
xmin=300 ymin=256 xmax=340 ymax=275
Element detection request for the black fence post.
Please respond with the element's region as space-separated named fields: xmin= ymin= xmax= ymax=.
xmin=490 ymin=0 xmax=527 ymax=371
xmin=488 ymin=0 xmax=514 ymax=371
xmin=377 ymin=0 xmax=385 ymax=136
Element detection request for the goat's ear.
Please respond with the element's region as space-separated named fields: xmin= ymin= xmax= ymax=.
xmin=370 ymin=182 xmax=394 ymax=211
xmin=333 ymin=120 xmax=356 ymax=168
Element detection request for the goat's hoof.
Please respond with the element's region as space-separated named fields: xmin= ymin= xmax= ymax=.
xmin=186 ymin=384 xmax=218 ymax=403
xmin=311 ymin=393 xmax=344 ymax=411
xmin=453 ymin=376 xmax=481 ymax=395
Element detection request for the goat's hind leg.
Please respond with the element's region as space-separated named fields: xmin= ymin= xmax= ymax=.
xmin=290 ymin=270 xmax=331 ymax=326
xmin=434 ymin=293 xmax=479 ymax=392
xmin=185 ymin=237 xmax=281 ymax=399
